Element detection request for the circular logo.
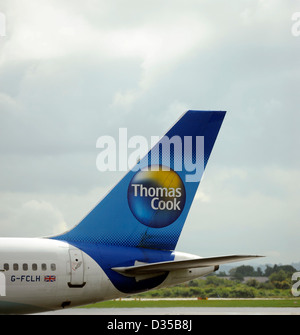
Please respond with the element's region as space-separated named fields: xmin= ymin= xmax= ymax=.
xmin=127 ymin=165 xmax=186 ymax=228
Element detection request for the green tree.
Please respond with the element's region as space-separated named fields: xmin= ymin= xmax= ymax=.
xmin=264 ymin=264 xmax=296 ymax=277
xmin=229 ymin=265 xmax=260 ymax=280
xmin=256 ymin=267 xmax=263 ymax=276
xmin=269 ymin=270 xmax=288 ymax=283
xmin=246 ymin=279 xmax=260 ymax=288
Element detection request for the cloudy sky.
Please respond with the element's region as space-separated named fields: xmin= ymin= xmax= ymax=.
xmin=0 ymin=0 xmax=299 ymax=265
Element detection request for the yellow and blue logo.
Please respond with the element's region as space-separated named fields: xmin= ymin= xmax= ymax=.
xmin=128 ymin=165 xmax=186 ymax=228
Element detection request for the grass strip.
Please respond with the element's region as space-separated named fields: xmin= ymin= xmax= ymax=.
xmin=80 ymin=299 xmax=300 ymax=309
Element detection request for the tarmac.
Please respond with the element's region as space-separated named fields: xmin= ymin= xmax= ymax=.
xmin=38 ymin=306 xmax=300 ymax=315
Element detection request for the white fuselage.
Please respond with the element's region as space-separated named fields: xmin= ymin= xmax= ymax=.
xmin=0 ymin=238 xmax=215 ymax=314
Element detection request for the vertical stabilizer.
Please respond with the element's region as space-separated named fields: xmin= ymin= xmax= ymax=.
xmin=53 ymin=110 xmax=226 ymax=251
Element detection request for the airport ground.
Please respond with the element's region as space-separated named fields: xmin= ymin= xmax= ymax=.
xmin=39 ymin=307 xmax=300 ymax=315
xmin=38 ymin=298 xmax=300 ymax=315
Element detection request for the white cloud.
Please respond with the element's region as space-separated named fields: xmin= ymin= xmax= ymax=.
xmin=178 ymin=165 xmax=300 ymax=264
xmin=194 ymin=191 xmax=211 ymax=203
xmin=0 ymin=195 xmax=67 ymax=237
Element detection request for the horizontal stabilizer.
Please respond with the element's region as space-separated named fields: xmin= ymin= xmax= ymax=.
xmin=112 ymin=255 xmax=263 ymax=277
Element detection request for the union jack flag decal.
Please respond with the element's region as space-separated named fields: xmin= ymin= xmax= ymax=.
xmin=44 ymin=275 xmax=56 ymax=282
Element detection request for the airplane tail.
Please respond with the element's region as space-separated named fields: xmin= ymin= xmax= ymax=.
xmin=53 ymin=110 xmax=226 ymax=251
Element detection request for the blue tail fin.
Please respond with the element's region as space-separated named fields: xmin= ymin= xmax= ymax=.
xmin=53 ymin=110 xmax=226 ymax=250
